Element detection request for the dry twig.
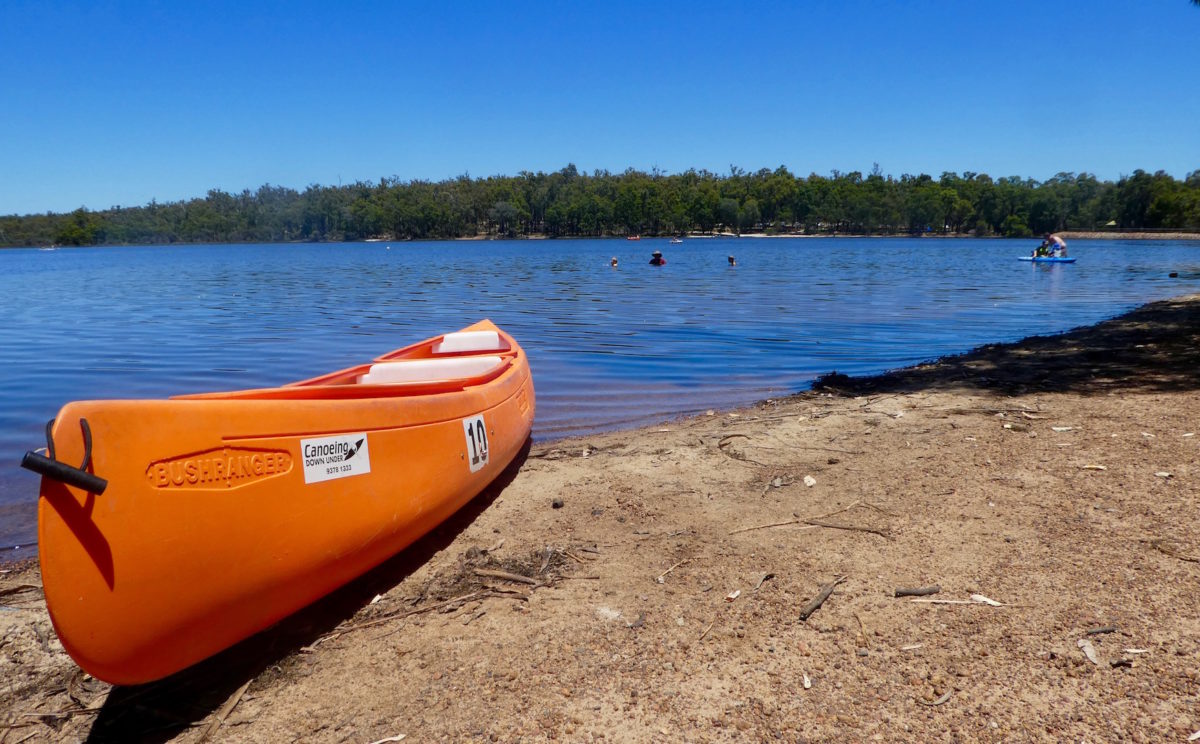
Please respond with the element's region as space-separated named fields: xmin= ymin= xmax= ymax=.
xmin=198 ymin=679 xmax=252 ymax=743
xmin=802 ymin=519 xmax=891 ymax=539
xmin=730 ymin=499 xmax=865 ymax=535
xmin=799 ymin=577 xmax=845 ymax=621
xmin=916 ymin=690 xmax=953 ymax=707
xmin=729 ymin=519 xmax=815 ymax=536
xmin=716 ymin=434 xmax=772 ymax=466
xmin=0 ymin=584 xmax=41 ymax=598
xmin=1085 ymin=626 xmax=1117 ymax=636
xmin=317 ymin=590 xmax=489 ymax=643
xmin=473 ymin=569 xmax=539 ymax=585
xmin=655 ymin=559 xmax=689 ymax=583
xmin=1143 ymin=538 xmax=1200 ymax=563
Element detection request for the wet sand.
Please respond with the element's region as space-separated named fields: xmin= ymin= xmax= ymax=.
xmin=2 ymin=294 xmax=1198 ymax=742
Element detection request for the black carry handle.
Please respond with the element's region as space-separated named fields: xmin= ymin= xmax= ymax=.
xmin=20 ymin=418 xmax=108 ymax=495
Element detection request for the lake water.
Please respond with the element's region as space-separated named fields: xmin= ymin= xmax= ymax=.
xmin=2 ymin=237 xmax=1198 ymax=550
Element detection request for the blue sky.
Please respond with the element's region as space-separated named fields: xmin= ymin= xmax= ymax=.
xmin=2 ymin=0 xmax=1198 ymax=216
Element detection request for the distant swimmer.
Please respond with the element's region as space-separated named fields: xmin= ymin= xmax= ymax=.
xmin=728 ymin=255 xmax=736 ymax=266
xmin=610 ymin=256 xmax=618 ymax=267
xmin=649 ymin=250 xmax=666 ymax=266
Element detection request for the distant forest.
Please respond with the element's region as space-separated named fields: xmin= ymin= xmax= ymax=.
xmin=2 ymin=165 xmax=1198 ymax=246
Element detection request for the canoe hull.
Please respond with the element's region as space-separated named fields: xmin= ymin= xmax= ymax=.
xmin=37 ymin=321 xmax=534 ymax=684
xmin=1018 ymin=256 xmax=1076 ymax=263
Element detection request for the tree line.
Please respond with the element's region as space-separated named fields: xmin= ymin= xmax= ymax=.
xmin=2 ymin=165 xmax=1198 ymax=247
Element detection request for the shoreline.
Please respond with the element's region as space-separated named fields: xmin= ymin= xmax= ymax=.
xmin=3 ymin=294 xmax=1198 ymax=741
xmin=6 ymin=230 xmax=1200 ymax=250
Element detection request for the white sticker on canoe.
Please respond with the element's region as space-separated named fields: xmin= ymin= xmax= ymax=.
xmin=463 ymin=415 xmax=489 ymax=473
xmin=301 ymin=433 xmax=371 ymax=484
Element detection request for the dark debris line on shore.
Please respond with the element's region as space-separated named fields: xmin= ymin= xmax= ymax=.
xmin=812 ymin=293 xmax=1200 ymax=398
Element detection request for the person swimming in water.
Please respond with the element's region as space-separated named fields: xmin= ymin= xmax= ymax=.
xmin=649 ymin=250 xmax=666 ymax=266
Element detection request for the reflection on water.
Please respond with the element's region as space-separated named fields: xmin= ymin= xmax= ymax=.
xmin=1 ymin=237 xmax=1197 ymax=548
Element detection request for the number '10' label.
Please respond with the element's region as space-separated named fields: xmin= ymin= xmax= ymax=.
xmin=463 ymin=415 xmax=489 ymax=473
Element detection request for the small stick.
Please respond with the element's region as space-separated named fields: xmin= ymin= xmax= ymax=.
xmin=7 ymin=708 xmax=100 ymax=720
xmin=480 ymin=583 xmax=532 ymax=598
xmin=803 ymin=519 xmax=891 ymax=539
xmin=861 ymin=502 xmax=900 ymax=517
xmin=792 ymin=445 xmax=865 ymax=455
xmin=729 ymin=519 xmax=817 ymax=535
xmin=198 ymin=679 xmax=252 ymax=743
xmin=318 ymin=590 xmax=488 ymax=641
xmin=754 ymin=573 xmax=775 ymax=591
xmin=910 ymin=599 xmax=977 ymax=605
xmin=1085 ymin=626 xmax=1118 ymax=636
xmin=895 ymin=585 xmax=941 ymax=598
xmin=916 ymin=690 xmax=953 ymax=707
xmin=799 ymin=577 xmax=845 ymax=621
xmin=729 ymin=500 xmax=865 ymax=535
xmin=655 ymin=559 xmax=689 ymax=583
xmin=1144 ymin=538 xmax=1200 ymax=564
xmin=699 ymin=620 xmax=715 ymax=641
xmin=853 ymin=612 xmax=868 ymax=648
xmin=808 ymin=500 xmax=864 ymax=522
xmin=717 ymin=434 xmax=751 ymax=447
xmin=473 ymin=569 xmax=539 ymax=585
xmin=0 ymin=584 xmax=41 ymax=598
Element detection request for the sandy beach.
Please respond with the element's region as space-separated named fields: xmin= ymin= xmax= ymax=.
xmin=2 ymin=294 xmax=1198 ymax=743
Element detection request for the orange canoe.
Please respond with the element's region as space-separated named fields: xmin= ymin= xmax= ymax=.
xmin=21 ymin=320 xmax=534 ymax=685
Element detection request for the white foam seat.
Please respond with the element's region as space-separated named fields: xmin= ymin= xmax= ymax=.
xmin=432 ymin=331 xmax=505 ymax=354
xmin=359 ymin=356 xmax=504 ymax=385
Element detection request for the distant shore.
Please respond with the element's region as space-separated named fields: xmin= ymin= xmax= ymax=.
xmin=454 ymin=230 xmax=1200 ymax=242
xmin=7 ymin=231 xmax=1200 ymax=249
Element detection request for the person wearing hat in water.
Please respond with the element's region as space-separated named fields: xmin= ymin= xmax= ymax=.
xmin=610 ymin=256 xmax=618 ymax=267
xmin=727 ymin=255 xmax=736 ymax=266
xmin=649 ymin=250 xmax=666 ymax=266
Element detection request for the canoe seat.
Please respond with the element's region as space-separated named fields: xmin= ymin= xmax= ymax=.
xmin=432 ymin=331 xmax=506 ymax=354
xmin=359 ymin=356 xmax=504 ymax=385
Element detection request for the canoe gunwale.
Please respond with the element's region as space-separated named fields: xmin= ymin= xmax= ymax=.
xmin=174 ymin=322 xmax=520 ymax=401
